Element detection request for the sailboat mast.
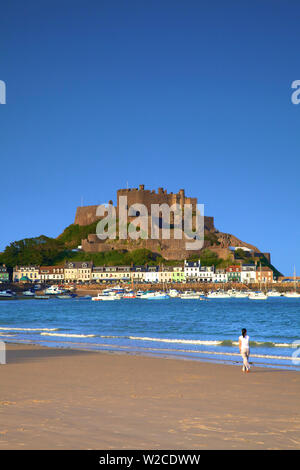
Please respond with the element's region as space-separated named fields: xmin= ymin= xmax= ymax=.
xmin=260 ymin=262 xmax=262 ymax=292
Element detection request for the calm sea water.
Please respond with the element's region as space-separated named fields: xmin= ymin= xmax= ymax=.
xmin=0 ymin=297 xmax=299 ymax=370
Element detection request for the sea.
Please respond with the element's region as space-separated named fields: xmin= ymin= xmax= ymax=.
xmin=0 ymin=297 xmax=299 ymax=370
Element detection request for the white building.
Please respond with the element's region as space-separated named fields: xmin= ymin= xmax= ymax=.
xmin=184 ymin=260 xmax=201 ymax=280
xmin=198 ymin=266 xmax=214 ymax=282
xmin=144 ymin=266 xmax=159 ymax=283
xmin=213 ymin=268 xmax=227 ymax=283
xmin=40 ymin=266 xmax=64 ymax=282
xmin=92 ymin=266 xmax=132 ymax=282
xmin=240 ymin=265 xmax=256 ymax=284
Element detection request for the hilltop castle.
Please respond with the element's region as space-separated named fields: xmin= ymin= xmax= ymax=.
xmin=73 ymin=185 xmax=268 ymax=261
xmin=74 ymin=185 xmax=217 ymax=260
xmin=75 ymin=185 xmax=215 ymax=230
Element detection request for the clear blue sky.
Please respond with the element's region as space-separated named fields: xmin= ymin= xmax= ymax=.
xmin=1 ymin=0 xmax=299 ymax=275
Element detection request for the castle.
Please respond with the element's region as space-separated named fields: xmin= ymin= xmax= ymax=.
xmin=74 ymin=185 xmax=269 ymax=261
xmin=74 ymin=185 xmax=216 ymax=260
xmin=75 ymin=185 xmax=215 ymax=229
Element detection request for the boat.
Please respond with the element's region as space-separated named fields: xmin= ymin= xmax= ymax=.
xmin=267 ymin=290 xmax=282 ymax=297
xmin=44 ymin=285 xmax=65 ymax=295
xmin=230 ymin=290 xmax=250 ymax=298
xmin=249 ymin=263 xmax=268 ymax=300
xmin=284 ymin=266 xmax=300 ymax=298
xmin=22 ymin=290 xmax=35 ymax=297
xmin=168 ymin=289 xmax=179 ymax=298
xmin=34 ymin=295 xmax=50 ymax=300
xmin=110 ymin=286 xmax=126 ymax=295
xmin=91 ymin=292 xmax=119 ymax=301
xmin=179 ymin=291 xmax=200 ymax=299
xmin=284 ymin=291 xmax=300 ymax=298
xmin=123 ymin=291 xmax=136 ymax=299
xmin=248 ymin=291 xmax=268 ymax=300
xmin=0 ymin=290 xmax=15 ymax=298
xmin=135 ymin=290 xmax=146 ymax=298
xmin=140 ymin=291 xmax=170 ymax=300
xmin=206 ymin=291 xmax=231 ymax=299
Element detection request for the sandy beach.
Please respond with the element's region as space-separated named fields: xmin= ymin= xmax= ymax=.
xmin=0 ymin=343 xmax=299 ymax=450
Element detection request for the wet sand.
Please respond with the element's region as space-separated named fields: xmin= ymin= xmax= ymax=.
xmin=0 ymin=343 xmax=299 ymax=449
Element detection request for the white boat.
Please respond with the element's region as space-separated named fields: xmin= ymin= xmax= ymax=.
xmin=135 ymin=290 xmax=145 ymax=298
xmin=34 ymin=295 xmax=50 ymax=300
xmin=179 ymin=291 xmax=200 ymax=299
xmin=249 ymin=263 xmax=268 ymax=300
xmin=91 ymin=292 xmax=119 ymax=301
xmin=267 ymin=290 xmax=282 ymax=297
xmin=206 ymin=291 xmax=231 ymax=299
xmin=44 ymin=285 xmax=65 ymax=295
xmin=231 ymin=291 xmax=249 ymax=298
xmin=22 ymin=290 xmax=35 ymax=297
xmin=248 ymin=292 xmax=268 ymax=300
xmin=0 ymin=290 xmax=14 ymax=298
xmin=284 ymin=292 xmax=300 ymax=298
xmin=168 ymin=289 xmax=179 ymax=298
xmin=140 ymin=291 xmax=169 ymax=300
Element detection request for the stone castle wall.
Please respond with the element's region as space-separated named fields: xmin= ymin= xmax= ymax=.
xmin=117 ymin=185 xmax=197 ymax=213
xmin=81 ymin=236 xmax=207 ymax=260
xmin=75 ymin=185 xmax=215 ymax=231
xmin=74 ymin=185 xmax=218 ymax=260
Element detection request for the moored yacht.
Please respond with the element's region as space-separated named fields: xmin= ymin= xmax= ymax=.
xmin=230 ymin=290 xmax=250 ymax=298
xmin=249 ymin=262 xmax=268 ymax=299
xmin=284 ymin=291 xmax=300 ymax=298
xmin=91 ymin=292 xmax=119 ymax=301
xmin=140 ymin=291 xmax=169 ymax=300
xmin=248 ymin=291 xmax=268 ymax=300
xmin=206 ymin=291 xmax=231 ymax=299
xmin=267 ymin=290 xmax=282 ymax=297
xmin=179 ymin=291 xmax=200 ymax=299
xmin=284 ymin=266 xmax=300 ymax=298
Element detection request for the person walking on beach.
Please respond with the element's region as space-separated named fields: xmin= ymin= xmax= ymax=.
xmin=239 ymin=328 xmax=250 ymax=373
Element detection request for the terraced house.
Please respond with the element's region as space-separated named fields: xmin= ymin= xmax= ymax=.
xmin=13 ymin=265 xmax=40 ymax=282
xmin=92 ymin=266 xmax=132 ymax=282
xmin=40 ymin=266 xmax=64 ymax=282
xmin=256 ymin=266 xmax=274 ymax=284
xmin=172 ymin=266 xmax=186 ymax=283
xmin=226 ymin=265 xmax=241 ymax=282
xmin=144 ymin=266 xmax=159 ymax=283
xmin=64 ymin=261 xmax=93 ymax=283
xmin=184 ymin=260 xmax=201 ymax=280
